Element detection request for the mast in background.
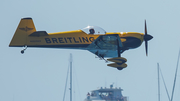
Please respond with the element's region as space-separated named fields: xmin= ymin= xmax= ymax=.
xmin=70 ymin=53 xmax=73 ymax=101
xmin=63 ymin=53 xmax=73 ymax=101
xmin=157 ymin=63 xmax=160 ymax=101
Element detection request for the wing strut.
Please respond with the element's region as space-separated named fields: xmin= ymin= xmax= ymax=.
xmin=107 ymin=34 xmax=127 ymax=70
xmin=116 ymin=35 xmax=121 ymax=57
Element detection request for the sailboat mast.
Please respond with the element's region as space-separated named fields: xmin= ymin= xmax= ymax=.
xmin=70 ymin=53 xmax=73 ymax=101
xmin=157 ymin=63 xmax=160 ymax=101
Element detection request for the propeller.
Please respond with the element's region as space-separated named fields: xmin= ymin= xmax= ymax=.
xmin=144 ymin=20 xmax=153 ymax=56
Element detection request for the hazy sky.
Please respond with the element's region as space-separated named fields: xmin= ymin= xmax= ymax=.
xmin=1 ymin=0 xmax=180 ymax=101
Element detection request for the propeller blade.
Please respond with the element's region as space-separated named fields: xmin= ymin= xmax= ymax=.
xmin=145 ymin=40 xmax=148 ymax=56
xmin=144 ymin=20 xmax=153 ymax=56
xmin=144 ymin=19 xmax=148 ymax=56
xmin=145 ymin=20 xmax=147 ymax=35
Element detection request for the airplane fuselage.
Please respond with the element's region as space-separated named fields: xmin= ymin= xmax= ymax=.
xmin=25 ymin=30 xmax=144 ymax=51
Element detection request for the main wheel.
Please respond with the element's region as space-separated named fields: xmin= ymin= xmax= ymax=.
xmin=117 ymin=67 xmax=123 ymax=70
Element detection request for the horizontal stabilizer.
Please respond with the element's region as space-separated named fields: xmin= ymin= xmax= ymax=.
xmin=107 ymin=63 xmax=127 ymax=68
xmin=29 ymin=31 xmax=48 ymax=37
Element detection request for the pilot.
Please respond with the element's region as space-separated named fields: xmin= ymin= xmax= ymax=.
xmin=87 ymin=92 xmax=90 ymax=99
xmin=89 ymin=28 xmax=95 ymax=34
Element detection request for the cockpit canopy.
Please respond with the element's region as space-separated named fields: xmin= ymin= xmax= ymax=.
xmin=81 ymin=26 xmax=106 ymax=35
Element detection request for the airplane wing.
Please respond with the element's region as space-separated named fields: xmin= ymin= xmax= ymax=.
xmin=87 ymin=34 xmax=123 ymax=58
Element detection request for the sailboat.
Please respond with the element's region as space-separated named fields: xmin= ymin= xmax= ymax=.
xmin=157 ymin=49 xmax=180 ymax=101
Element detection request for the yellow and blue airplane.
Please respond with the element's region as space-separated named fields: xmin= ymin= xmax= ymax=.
xmin=9 ymin=18 xmax=153 ymax=70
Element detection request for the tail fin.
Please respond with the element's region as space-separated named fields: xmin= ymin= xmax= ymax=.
xmin=9 ymin=17 xmax=36 ymax=47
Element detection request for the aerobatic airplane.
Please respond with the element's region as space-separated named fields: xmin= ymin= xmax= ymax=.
xmin=9 ymin=18 xmax=153 ymax=70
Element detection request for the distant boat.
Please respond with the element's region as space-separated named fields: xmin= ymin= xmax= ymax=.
xmin=84 ymin=84 xmax=128 ymax=101
xmin=63 ymin=54 xmax=128 ymax=101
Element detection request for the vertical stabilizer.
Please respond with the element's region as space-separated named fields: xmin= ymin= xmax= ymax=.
xmin=9 ymin=18 xmax=36 ymax=47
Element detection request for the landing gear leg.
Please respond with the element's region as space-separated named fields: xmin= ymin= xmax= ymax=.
xmin=21 ymin=46 xmax=27 ymax=54
xmin=116 ymin=36 xmax=123 ymax=71
xmin=116 ymin=35 xmax=121 ymax=57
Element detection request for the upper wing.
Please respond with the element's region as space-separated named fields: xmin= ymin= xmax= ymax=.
xmin=87 ymin=34 xmax=123 ymax=58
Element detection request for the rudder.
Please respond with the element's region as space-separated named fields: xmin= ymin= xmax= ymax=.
xmin=9 ymin=17 xmax=36 ymax=47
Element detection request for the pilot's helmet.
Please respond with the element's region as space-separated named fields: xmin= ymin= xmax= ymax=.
xmin=89 ymin=28 xmax=95 ymax=34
